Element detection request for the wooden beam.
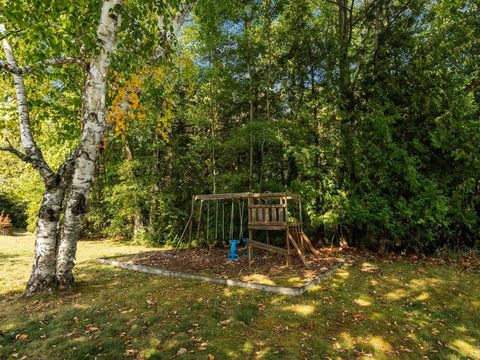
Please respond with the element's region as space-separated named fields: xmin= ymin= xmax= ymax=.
xmin=248 ymin=229 xmax=253 ymax=267
xmin=249 ymin=240 xmax=289 ymax=255
xmin=187 ymin=196 xmax=195 ymax=249
xmin=248 ymin=204 xmax=287 ymax=208
xmin=248 ymin=224 xmax=288 ymax=231
xmin=195 ymin=200 xmax=204 ymax=247
xmin=302 ymin=233 xmax=320 ymax=256
xmin=194 ymin=192 xmax=300 ymax=201
xmin=286 ymin=229 xmax=291 ymax=266
xmin=288 ymin=231 xmax=309 ymax=267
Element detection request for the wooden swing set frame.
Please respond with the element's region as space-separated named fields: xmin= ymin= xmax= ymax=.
xmin=177 ymin=192 xmax=319 ymax=267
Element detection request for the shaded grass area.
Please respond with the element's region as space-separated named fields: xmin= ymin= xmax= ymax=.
xmin=1 ymin=234 xmax=479 ymax=359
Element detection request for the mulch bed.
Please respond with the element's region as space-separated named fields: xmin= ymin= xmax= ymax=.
xmin=112 ymin=245 xmax=479 ymax=287
xmin=119 ymin=247 xmax=343 ymax=287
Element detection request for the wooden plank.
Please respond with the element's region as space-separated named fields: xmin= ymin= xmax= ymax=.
xmin=195 ymin=200 xmax=204 ymax=245
xmin=286 ymin=230 xmax=291 ymax=266
xmin=302 ymin=233 xmax=320 ymax=256
xmin=249 ymin=220 xmax=286 ymax=225
xmin=249 ymin=240 xmax=289 ymax=255
xmin=194 ymin=192 xmax=300 ymax=201
xmin=248 ymin=229 xmax=253 ymax=267
xmin=195 ymin=192 xmax=251 ymax=200
xmin=187 ymin=196 xmax=195 ymax=249
xmin=176 ymin=212 xmax=193 ymax=251
xmin=288 ymin=231 xmax=309 ymax=267
xmin=248 ymin=225 xmax=288 ymax=231
xmin=248 ymin=204 xmax=287 ymax=209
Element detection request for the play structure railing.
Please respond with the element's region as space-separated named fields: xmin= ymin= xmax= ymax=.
xmin=248 ymin=203 xmax=288 ymax=230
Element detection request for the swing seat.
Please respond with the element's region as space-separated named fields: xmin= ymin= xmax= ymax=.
xmin=227 ymin=240 xmax=240 ymax=261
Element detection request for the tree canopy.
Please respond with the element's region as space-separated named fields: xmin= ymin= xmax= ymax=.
xmin=1 ymin=0 xmax=479 ymax=257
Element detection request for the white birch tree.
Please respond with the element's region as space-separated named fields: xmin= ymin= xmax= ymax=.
xmin=0 ymin=0 xmax=193 ymax=296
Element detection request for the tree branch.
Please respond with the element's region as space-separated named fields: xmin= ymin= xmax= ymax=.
xmin=1 ymin=23 xmax=57 ymax=187
xmin=154 ymin=0 xmax=195 ymax=59
xmin=0 ymin=57 xmax=86 ymax=75
xmin=325 ymin=0 xmax=353 ymax=14
xmin=0 ymin=145 xmax=29 ymax=162
xmin=0 ymin=28 xmax=24 ymax=42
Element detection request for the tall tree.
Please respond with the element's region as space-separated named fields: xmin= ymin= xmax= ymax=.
xmin=0 ymin=0 xmax=193 ymax=295
xmin=1 ymin=0 xmax=123 ymax=295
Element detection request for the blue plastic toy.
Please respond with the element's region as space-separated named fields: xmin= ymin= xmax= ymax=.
xmin=227 ymin=240 xmax=240 ymax=261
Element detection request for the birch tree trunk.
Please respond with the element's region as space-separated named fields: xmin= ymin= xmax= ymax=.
xmin=1 ymin=24 xmax=65 ymax=295
xmin=54 ymin=0 xmax=123 ymax=287
xmin=2 ymin=0 xmax=189 ymax=295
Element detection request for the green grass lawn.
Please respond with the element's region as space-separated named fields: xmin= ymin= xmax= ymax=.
xmin=1 ymin=234 xmax=479 ymax=359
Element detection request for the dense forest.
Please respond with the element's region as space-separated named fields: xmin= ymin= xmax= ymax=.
xmin=1 ymin=0 xmax=479 ymax=255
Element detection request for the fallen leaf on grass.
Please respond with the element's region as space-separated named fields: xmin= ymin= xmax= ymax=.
xmin=125 ymin=349 xmax=138 ymax=357
xmin=353 ymin=313 xmax=366 ymax=322
xmin=177 ymin=348 xmax=187 ymax=355
xmin=120 ymin=308 xmax=134 ymax=314
xmin=85 ymin=324 xmax=99 ymax=333
xmin=16 ymin=334 xmax=28 ymax=341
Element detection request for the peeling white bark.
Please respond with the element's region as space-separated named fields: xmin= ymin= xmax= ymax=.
xmin=24 ymin=187 xmax=64 ymax=297
xmin=1 ymin=0 xmax=187 ymax=295
xmin=55 ymin=0 xmax=123 ymax=286
xmin=154 ymin=1 xmax=193 ymax=59
xmin=1 ymin=24 xmax=65 ymax=296
xmin=1 ymin=25 xmax=57 ymax=187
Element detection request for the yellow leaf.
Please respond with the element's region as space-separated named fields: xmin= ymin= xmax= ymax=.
xmin=16 ymin=334 xmax=28 ymax=341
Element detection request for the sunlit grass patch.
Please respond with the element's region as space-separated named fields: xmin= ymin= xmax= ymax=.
xmin=450 ymin=339 xmax=480 ymax=359
xmin=241 ymin=273 xmax=276 ymax=286
xmin=283 ymin=304 xmax=315 ymax=317
xmin=1 ymin=234 xmax=479 ymax=359
xmin=354 ymin=294 xmax=373 ymax=306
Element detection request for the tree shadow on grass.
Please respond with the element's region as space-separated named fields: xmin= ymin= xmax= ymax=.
xmin=0 ymin=253 xmax=22 ymax=261
xmin=0 ymin=260 xmax=479 ymax=359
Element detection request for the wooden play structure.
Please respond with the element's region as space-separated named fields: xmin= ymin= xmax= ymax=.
xmin=177 ymin=192 xmax=319 ymax=267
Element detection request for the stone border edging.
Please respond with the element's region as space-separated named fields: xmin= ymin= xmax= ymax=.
xmin=97 ymin=257 xmax=345 ymax=296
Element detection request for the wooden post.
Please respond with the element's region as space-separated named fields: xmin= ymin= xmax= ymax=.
xmin=286 ymin=229 xmax=291 ymax=266
xmin=299 ymin=198 xmax=303 ymax=224
xmin=288 ymin=231 xmax=309 ymax=267
xmin=248 ymin=196 xmax=253 ymax=267
xmin=248 ymin=229 xmax=253 ymax=267
xmin=195 ymin=200 xmax=204 ymax=247
xmin=187 ymin=197 xmax=196 ymax=249
xmin=285 ymin=196 xmax=291 ymax=266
